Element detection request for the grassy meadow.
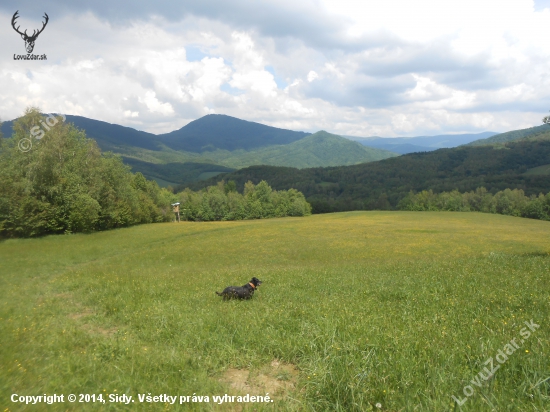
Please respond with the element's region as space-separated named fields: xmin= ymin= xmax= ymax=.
xmin=1 ymin=211 xmax=549 ymax=411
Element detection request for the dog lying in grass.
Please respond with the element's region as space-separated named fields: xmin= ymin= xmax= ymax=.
xmin=216 ymin=277 xmax=262 ymax=300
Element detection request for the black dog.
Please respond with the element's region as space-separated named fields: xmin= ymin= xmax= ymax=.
xmin=216 ymin=277 xmax=262 ymax=300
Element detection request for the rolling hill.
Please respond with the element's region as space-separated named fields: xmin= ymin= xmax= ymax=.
xmin=467 ymin=124 xmax=550 ymax=146
xmin=345 ymin=132 xmax=497 ymax=154
xmin=158 ymin=114 xmax=310 ymax=152
xmin=191 ymin=131 xmax=398 ymax=169
xmin=1 ymin=115 xmax=162 ymax=152
xmin=1 ymin=114 xmax=311 ymax=153
xmin=189 ymin=139 xmax=550 ymax=213
xmin=2 ymin=114 xmax=398 ymax=185
xmin=358 ymin=142 xmax=436 ymax=155
xmin=113 ymin=133 xmax=399 ymax=186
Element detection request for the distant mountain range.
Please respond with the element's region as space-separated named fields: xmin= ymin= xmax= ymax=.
xmin=345 ymin=132 xmax=498 ymax=154
xmin=4 ymin=112 xmax=547 ymax=190
xmin=1 ymin=114 xmax=310 ymax=153
xmin=466 ymin=124 xmax=550 ymax=146
xmin=1 ymin=114 xmax=397 ymax=186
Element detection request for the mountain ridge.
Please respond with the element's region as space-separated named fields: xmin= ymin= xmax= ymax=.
xmin=467 ymin=124 xmax=550 ymax=146
xmin=345 ymin=131 xmax=498 ymax=154
xmin=1 ymin=114 xmax=397 ymax=185
xmin=158 ymin=114 xmax=311 ymax=152
xmin=1 ymin=113 xmax=312 ymax=153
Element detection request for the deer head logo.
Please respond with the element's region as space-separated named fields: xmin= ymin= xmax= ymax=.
xmin=11 ymin=11 xmax=49 ymax=54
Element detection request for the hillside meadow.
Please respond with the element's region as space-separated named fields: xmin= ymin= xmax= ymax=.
xmin=1 ymin=212 xmax=549 ymax=411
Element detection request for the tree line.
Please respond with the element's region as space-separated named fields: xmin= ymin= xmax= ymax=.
xmin=398 ymin=187 xmax=550 ymax=220
xmin=175 ymin=180 xmax=311 ymax=221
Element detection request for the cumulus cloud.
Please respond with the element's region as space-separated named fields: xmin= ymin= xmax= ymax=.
xmin=1 ymin=0 xmax=550 ymax=136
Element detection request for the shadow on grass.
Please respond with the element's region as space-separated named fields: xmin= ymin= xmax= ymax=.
xmin=518 ymin=251 xmax=550 ymax=258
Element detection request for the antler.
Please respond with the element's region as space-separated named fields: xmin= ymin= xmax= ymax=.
xmin=11 ymin=11 xmax=26 ymax=37
xmin=32 ymin=13 xmax=49 ymax=39
xmin=11 ymin=11 xmax=49 ymax=40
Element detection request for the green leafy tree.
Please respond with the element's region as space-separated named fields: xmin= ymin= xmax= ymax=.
xmin=224 ymin=180 xmax=237 ymax=194
xmin=397 ymin=186 xmax=549 ymax=222
xmin=0 ymin=107 xmax=173 ymax=237
xmin=176 ymin=180 xmax=311 ymax=221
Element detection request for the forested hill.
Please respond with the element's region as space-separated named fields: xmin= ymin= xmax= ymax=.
xmin=1 ymin=114 xmax=311 ymax=153
xmin=1 ymin=115 xmax=161 ymax=152
xmin=213 ymin=130 xmax=398 ymax=169
xmin=467 ymin=124 xmax=550 ymax=146
xmin=349 ymin=131 xmax=497 ymax=154
xmin=157 ymin=114 xmax=310 ymax=152
xmin=188 ymin=140 xmax=550 ymax=213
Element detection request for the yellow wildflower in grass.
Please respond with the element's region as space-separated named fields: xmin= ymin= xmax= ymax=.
xmin=0 ymin=211 xmax=549 ymax=410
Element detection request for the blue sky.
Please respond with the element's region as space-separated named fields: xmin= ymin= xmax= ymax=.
xmin=1 ymin=0 xmax=550 ymax=137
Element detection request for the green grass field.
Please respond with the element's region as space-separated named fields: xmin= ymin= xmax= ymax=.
xmin=1 ymin=212 xmax=549 ymax=411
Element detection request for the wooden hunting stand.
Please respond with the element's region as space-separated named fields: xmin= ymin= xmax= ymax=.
xmin=172 ymin=203 xmax=180 ymax=222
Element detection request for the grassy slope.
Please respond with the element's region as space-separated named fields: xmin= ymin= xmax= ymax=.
xmin=1 ymin=212 xmax=549 ymax=411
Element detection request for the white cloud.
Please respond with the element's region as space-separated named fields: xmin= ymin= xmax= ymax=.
xmin=228 ymin=32 xmax=278 ymax=97
xmin=1 ymin=1 xmax=550 ymax=137
xmin=307 ymin=71 xmax=318 ymax=82
xmin=124 ymin=110 xmax=139 ymax=118
xmin=138 ymin=91 xmax=174 ymax=115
